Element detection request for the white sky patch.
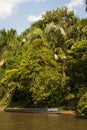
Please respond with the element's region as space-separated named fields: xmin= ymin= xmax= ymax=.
xmin=0 ymin=0 xmax=45 ymax=20
xmin=67 ymin=0 xmax=84 ymax=10
xmin=27 ymin=14 xmax=42 ymax=23
xmin=27 ymin=12 xmax=45 ymax=23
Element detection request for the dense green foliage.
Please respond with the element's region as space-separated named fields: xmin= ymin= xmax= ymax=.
xmin=77 ymin=91 xmax=87 ymax=118
xmin=0 ymin=7 xmax=87 ymax=116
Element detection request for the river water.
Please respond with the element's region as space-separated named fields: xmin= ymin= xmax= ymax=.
xmin=0 ymin=111 xmax=87 ymax=130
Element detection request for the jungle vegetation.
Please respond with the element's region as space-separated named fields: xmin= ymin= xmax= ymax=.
xmin=0 ymin=7 xmax=87 ymax=117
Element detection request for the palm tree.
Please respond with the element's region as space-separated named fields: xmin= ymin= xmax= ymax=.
xmin=6 ymin=29 xmax=18 ymax=52
xmin=85 ymin=0 xmax=87 ymax=11
xmin=0 ymin=29 xmax=7 ymax=48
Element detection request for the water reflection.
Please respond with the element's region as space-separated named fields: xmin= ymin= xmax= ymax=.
xmin=0 ymin=111 xmax=87 ymax=130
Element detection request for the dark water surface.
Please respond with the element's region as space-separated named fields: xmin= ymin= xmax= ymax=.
xmin=0 ymin=111 xmax=87 ymax=130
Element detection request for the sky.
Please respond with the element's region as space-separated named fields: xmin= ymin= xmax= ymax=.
xmin=0 ymin=0 xmax=87 ymax=34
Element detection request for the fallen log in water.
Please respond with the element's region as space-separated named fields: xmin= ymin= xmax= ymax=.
xmin=4 ymin=107 xmax=64 ymax=113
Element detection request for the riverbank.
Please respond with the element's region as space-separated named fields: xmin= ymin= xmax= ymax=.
xmin=0 ymin=107 xmax=5 ymax=111
xmin=57 ymin=109 xmax=76 ymax=115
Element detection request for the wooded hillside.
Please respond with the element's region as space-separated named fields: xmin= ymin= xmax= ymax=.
xmin=0 ymin=7 xmax=87 ymax=117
